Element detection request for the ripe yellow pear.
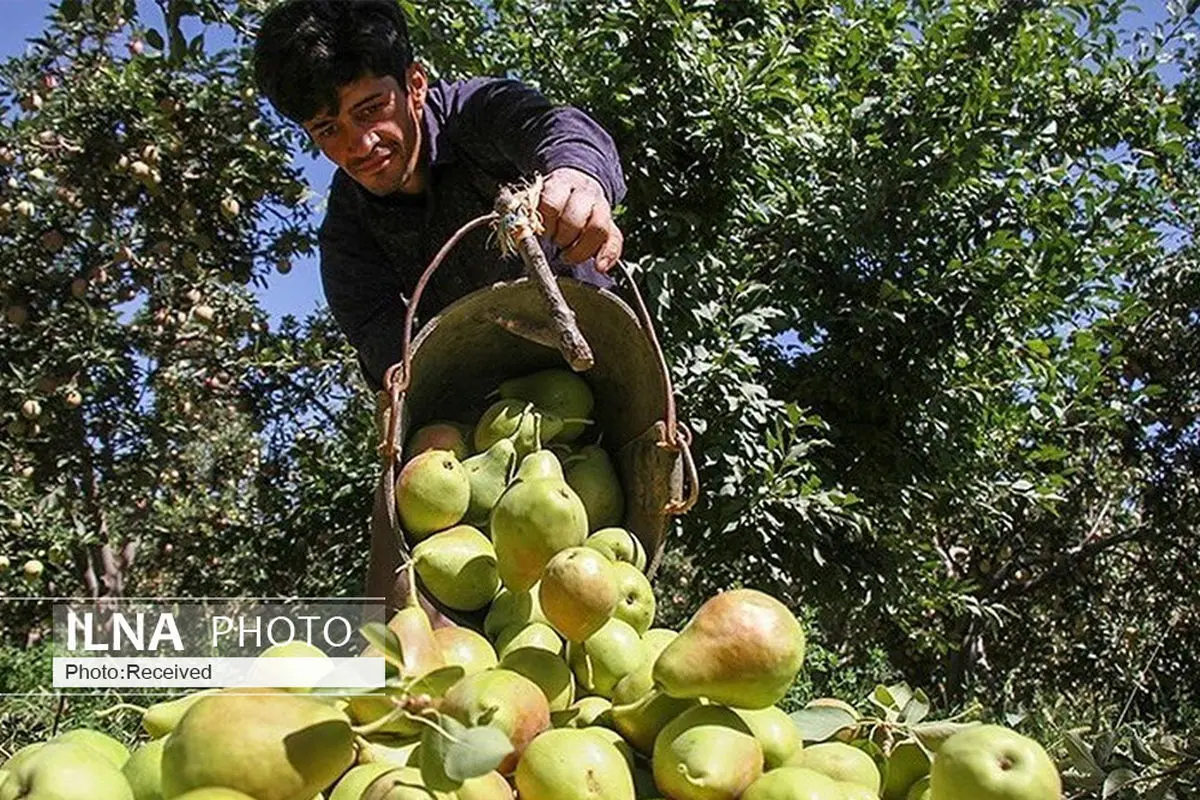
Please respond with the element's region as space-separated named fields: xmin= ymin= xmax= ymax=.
xmin=930 ymin=725 xmax=1061 ymax=800
xmin=160 ymin=689 xmax=355 ymax=800
xmin=734 ymin=706 xmax=801 ymax=769
xmin=433 ymin=627 xmax=498 ymax=676
xmin=787 ymin=742 xmax=881 ymax=794
xmin=122 ymin=738 xmax=167 ymax=800
xmin=567 ymin=618 xmax=645 ymax=698
xmin=539 ymin=547 xmax=619 ymax=642
xmin=53 ymin=729 xmax=130 ymax=768
xmin=654 ymin=589 xmax=805 ymax=709
xmin=740 ymin=767 xmax=846 ymax=800
xmin=652 ymin=705 xmax=763 ymax=800
xmin=142 ymin=690 xmax=220 ymax=738
xmin=515 ymin=729 xmax=634 ymax=800
xmin=440 ymin=669 xmax=551 ymax=774
xmin=0 ymin=742 xmax=133 ymax=800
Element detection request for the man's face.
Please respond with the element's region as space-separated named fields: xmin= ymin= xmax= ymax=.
xmin=303 ymin=66 xmax=427 ymax=196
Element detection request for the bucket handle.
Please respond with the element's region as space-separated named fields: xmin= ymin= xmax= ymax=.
xmin=613 ymin=260 xmax=699 ymax=516
xmin=378 ymin=187 xmax=699 ymax=517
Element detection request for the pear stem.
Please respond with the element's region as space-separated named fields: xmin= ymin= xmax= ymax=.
xmin=401 ymin=710 xmax=465 ymax=745
xmin=94 ymin=702 xmax=149 ymax=719
xmin=401 ymin=559 xmax=417 ymax=610
xmin=351 ymin=701 xmax=410 ymax=738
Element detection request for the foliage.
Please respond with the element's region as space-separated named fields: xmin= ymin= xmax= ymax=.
xmin=1 ymin=1 xmax=1199 ymax=796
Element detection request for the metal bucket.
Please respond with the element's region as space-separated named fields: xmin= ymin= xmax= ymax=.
xmin=367 ymin=270 xmax=698 ymax=630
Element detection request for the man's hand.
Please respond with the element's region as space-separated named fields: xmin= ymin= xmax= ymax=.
xmin=539 ymin=167 xmax=623 ymax=273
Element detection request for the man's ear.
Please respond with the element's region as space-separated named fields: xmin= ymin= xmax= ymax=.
xmin=405 ymin=62 xmax=428 ymax=110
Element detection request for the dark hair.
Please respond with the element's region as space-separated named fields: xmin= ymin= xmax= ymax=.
xmin=253 ymin=0 xmax=414 ymax=124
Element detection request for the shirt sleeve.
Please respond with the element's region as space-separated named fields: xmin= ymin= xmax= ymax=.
xmin=318 ymin=173 xmax=407 ymax=392
xmin=441 ymin=77 xmax=628 ymax=207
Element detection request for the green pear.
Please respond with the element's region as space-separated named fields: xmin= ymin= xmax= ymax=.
xmin=495 ymin=622 xmax=563 ymax=659
xmin=883 ymin=740 xmax=931 ymax=800
xmin=515 ymin=450 xmax=564 ymax=483
xmin=122 ymin=738 xmax=166 ymax=800
xmin=412 ymin=525 xmax=500 ymax=611
xmin=564 ymin=445 xmax=624 ymax=531
xmin=396 ymin=449 xmax=470 ymax=540
xmin=539 ymin=547 xmax=619 ymax=642
xmin=0 ymin=742 xmax=133 ymax=800
xmin=583 ymin=528 xmax=646 ymax=571
xmin=455 ymin=771 xmax=514 ymax=800
xmin=440 ymin=669 xmax=551 ymax=774
xmin=462 ymin=439 xmax=518 ymax=526
xmin=484 ymin=587 xmax=548 ymax=640
xmin=52 ymin=729 xmax=129 ymax=768
xmin=433 ymin=627 xmax=498 ymax=676
xmin=329 ymin=762 xmax=397 ymax=800
xmin=567 ymin=617 xmax=645 ymax=698
xmin=906 ymin=776 xmax=931 ymax=800
xmin=787 ymin=743 xmax=881 ymax=794
xmin=609 ymin=562 xmax=655 ymax=635
xmin=839 ymin=784 xmax=879 ymax=800
xmin=514 ymin=729 xmax=634 ymax=800
xmin=252 ymin=640 xmax=330 ymax=693
xmin=930 ymin=725 xmax=1061 ymax=800
xmin=500 ymin=647 xmax=576 ymax=711
xmin=0 ymin=743 xmax=45 ymax=773
xmin=610 ymin=693 xmax=696 ymax=756
xmin=550 ymin=696 xmax=613 ymax=729
xmin=405 ymin=422 xmax=470 ymax=461
xmin=474 ymin=400 xmax=563 ymax=457
xmin=740 ymin=768 xmax=846 ymax=800
xmin=611 ymin=629 xmax=677 ymax=705
xmin=582 ymin=727 xmax=635 ymax=770
xmin=654 ymin=589 xmax=805 ymax=709
xmin=652 ymin=705 xmax=763 ymax=800
xmin=498 ymin=369 xmax=594 ymax=443
xmin=163 ymin=791 xmax=258 ymax=800
xmin=490 ymin=478 xmax=588 ymax=592
xmin=142 ymin=690 xmax=219 ymax=739
xmin=161 ymin=689 xmax=355 ymax=800
xmin=348 ymin=766 xmax=439 ymax=799
xmin=735 ymin=706 xmax=801 ymax=770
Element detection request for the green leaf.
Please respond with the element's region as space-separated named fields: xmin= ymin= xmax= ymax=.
xmin=419 ymin=713 xmax=468 ymax=792
xmin=444 ymin=725 xmax=514 ymax=782
xmin=408 ymin=665 xmax=466 ymax=698
xmin=144 ymin=28 xmax=164 ymax=50
xmin=789 ymin=706 xmax=859 ymax=743
xmin=1064 ymin=731 xmax=1102 ymax=776
xmin=900 ymin=689 xmax=931 ymax=724
xmin=1102 ymin=768 xmax=1137 ymax=798
xmin=60 ymin=0 xmax=82 ymax=22
xmin=360 ymin=622 xmax=405 ymax=672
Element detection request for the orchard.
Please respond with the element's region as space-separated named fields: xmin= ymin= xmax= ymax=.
xmin=2 ymin=1 xmax=1200 ymax=800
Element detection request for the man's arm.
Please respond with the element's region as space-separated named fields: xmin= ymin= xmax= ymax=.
xmin=445 ymin=78 xmax=628 ymax=270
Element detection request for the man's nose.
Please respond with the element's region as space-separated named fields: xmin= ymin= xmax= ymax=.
xmin=347 ymin=122 xmax=380 ymax=158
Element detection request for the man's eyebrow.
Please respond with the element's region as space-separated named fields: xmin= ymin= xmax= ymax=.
xmin=348 ymin=91 xmax=387 ymax=111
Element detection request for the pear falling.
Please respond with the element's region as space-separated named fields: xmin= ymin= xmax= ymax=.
xmin=412 ymin=524 xmax=499 ymax=611
xmin=565 ymin=445 xmax=624 ymax=531
xmin=462 ymin=438 xmax=517 ymax=526
xmin=654 ymin=589 xmax=805 ymax=709
xmin=490 ymin=477 xmax=588 ymax=593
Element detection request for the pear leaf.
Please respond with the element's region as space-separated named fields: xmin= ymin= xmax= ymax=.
xmin=1063 ymin=731 xmax=1102 ymax=776
xmin=444 ymin=725 xmax=514 ymax=782
xmin=900 ymin=688 xmax=931 ymax=724
xmin=1102 ymin=769 xmax=1138 ymax=798
xmin=419 ymin=713 xmax=467 ymax=792
xmin=409 ymin=665 xmax=466 ymax=698
xmin=360 ymin=622 xmax=405 ymax=671
xmin=789 ymin=706 xmax=859 ymax=743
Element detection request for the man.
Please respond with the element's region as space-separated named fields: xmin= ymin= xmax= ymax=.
xmin=252 ymin=0 xmax=627 ymax=391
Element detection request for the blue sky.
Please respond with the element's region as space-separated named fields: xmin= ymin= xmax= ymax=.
xmin=0 ymin=1 xmax=1184 ymax=325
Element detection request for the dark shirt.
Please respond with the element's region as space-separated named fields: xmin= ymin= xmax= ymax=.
xmin=317 ymin=77 xmax=628 ymax=390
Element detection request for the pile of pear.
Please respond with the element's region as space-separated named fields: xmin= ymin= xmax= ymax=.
xmin=0 ymin=368 xmax=1063 ymax=800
